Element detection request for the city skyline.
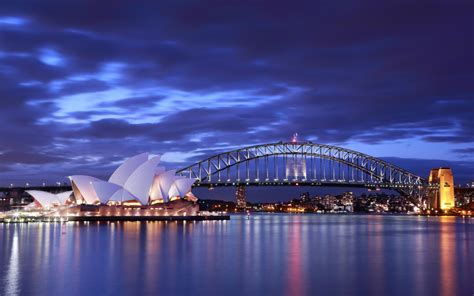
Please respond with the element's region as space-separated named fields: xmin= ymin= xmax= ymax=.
xmin=0 ymin=1 xmax=473 ymax=187
xmin=1 ymin=2 xmax=473 ymax=296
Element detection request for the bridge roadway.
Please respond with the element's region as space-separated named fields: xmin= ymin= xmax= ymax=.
xmin=190 ymin=180 xmax=423 ymax=191
xmin=0 ymin=181 xmax=421 ymax=193
xmin=0 ymin=181 xmax=439 ymax=197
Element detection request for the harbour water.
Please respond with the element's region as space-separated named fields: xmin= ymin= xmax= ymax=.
xmin=0 ymin=214 xmax=473 ymax=296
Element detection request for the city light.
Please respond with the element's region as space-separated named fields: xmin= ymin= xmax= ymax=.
xmin=0 ymin=3 xmax=471 ymax=295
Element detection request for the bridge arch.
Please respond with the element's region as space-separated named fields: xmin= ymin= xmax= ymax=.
xmin=177 ymin=142 xmax=426 ymax=193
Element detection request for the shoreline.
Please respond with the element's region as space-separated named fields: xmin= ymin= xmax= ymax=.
xmin=0 ymin=215 xmax=230 ymax=223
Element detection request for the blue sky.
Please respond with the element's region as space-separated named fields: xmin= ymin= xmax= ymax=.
xmin=0 ymin=0 xmax=472 ymax=191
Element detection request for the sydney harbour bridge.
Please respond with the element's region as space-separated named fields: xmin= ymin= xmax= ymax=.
xmin=1 ymin=141 xmax=438 ymax=207
xmin=176 ymin=141 xmax=427 ymax=195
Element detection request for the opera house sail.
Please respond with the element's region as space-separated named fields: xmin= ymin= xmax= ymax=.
xmin=17 ymin=153 xmax=220 ymax=221
xmin=67 ymin=153 xmax=195 ymax=206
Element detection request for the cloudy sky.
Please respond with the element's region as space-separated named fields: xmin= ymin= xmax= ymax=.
xmin=0 ymin=0 xmax=473 ymax=191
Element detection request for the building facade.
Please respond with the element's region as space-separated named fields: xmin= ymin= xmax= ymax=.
xmin=428 ymin=168 xmax=455 ymax=210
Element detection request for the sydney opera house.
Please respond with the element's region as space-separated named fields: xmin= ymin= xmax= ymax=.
xmin=17 ymin=153 xmax=218 ymax=221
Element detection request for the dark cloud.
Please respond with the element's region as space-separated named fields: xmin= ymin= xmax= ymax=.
xmin=97 ymin=95 xmax=166 ymax=109
xmin=56 ymin=79 xmax=110 ymax=96
xmin=69 ymin=105 xmax=280 ymax=142
xmin=0 ymin=0 xmax=472 ymax=188
xmin=453 ymin=147 xmax=474 ymax=154
xmin=0 ymin=151 xmax=65 ymax=165
xmin=423 ymin=136 xmax=473 ymax=143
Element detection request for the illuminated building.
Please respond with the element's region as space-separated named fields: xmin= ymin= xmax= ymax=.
xmin=428 ymin=168 xmax=455 ymax=210
xmin=236 ymin=186 xmax=247 ymax=210
xmin=25 ymin=153 xmax=197 ymax=209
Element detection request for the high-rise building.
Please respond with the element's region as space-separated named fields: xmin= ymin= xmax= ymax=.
xmin=428 ymin=168 xmax=455 ymax=210
xmin=236 ymin=186 xmax=247 ymax=210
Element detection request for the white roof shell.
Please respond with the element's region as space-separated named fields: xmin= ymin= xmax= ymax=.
xmin=92 ymin=181 xmax=122 ymax=204
xmin=172 ymin=178 xmax=196 ymax=198
xmin=109 ymin=188 xmax=138 ymax=202
xmin=123 ymin=156 xmax=161 ymax=205
xmin=67 ymin=153 xmax=196 ymax=205
xmin=155 ymin=166 xmax=166 ymax=175
xmin=108 ymin=153 xmax=149 ymax=186
xmin=92 ymin=181 xmax=139 ymax=203
xmin=150 ymin=169 xmax=177 ymax=202
xmin=26 ymin=190 xmax=72 ymax=208
xmin=168 ymin=182 xmax=181 ymax=199
xmin=70 ymin=175 xmax=101 ymax=204
xmin=56 ymin=191 xmax=73 ymax=204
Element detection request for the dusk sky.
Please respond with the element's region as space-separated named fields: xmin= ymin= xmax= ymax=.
xmin=0 ymin=1 xmax=473 ymax=192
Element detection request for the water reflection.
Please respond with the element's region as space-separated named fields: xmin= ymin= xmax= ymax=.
xmin=286 ymin=216 xmax=303 ymax=296
xmin=0 ymin=215 xmax=473 ymax=296
xmin=367 ymin=216 xmax=385 ymax=295
xmin=439 ymin=217 xmax=456 ymax=296
xmin=5 ymin=225 xmax=20 ymax=295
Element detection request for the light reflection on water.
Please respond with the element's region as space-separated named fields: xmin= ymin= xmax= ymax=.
xmin=0 ymin=215 xmax=473 ymax=296
xmin=5 ymin=227 xmax=19 ymax=296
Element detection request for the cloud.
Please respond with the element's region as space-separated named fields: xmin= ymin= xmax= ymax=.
xmin=453 ymin=147 xmax=474 ymax=154
xmin=98 ymin=95 xmax=165 ymax=109
xmin=0 ymin=151 xmax=65 ymax=165
xmin=0 ymin=0 xmax=471 ymax=188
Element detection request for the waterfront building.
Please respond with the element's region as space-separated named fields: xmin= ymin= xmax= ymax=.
xmin=23 ymin=153 xmax=199 ymax=217
xmin=428 ymin=168 xmax=455 ymax=210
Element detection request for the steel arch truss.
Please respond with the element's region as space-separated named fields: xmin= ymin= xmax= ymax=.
xmin=177 ymin=142 xmax=427 ymax=195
